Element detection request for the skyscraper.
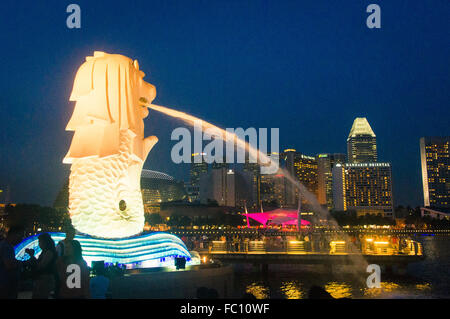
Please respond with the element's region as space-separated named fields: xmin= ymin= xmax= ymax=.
xmin=317 ymin=153 xmax=346 ymax=210
xmin=420 ymin=137 xmax=450 ymax=210
xmin=243 ymin=156 xmax=260 ymax=208
xmin=333 ymin=163 xmax=394 ymax=217
xmin=259 ymin=169 xmax=287 ymax=207
xmin=282 ymin=149 xmax=297 ymax=205
xmin=293 ymin=154 xmax=318 ymax=197
xmin=281 ymin=149 xmax=318 ymax=205
xmin=199 ymin=167 xmax=236 ymax=206
xmin=190 ymin=152 xmax=208 ymax=187
xmin=189 ymin=152 xmax=208 ymax=202
xmin=347 ymin=117 xmax=377 ymax=163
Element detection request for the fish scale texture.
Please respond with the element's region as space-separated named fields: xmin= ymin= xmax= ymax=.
xmin=69 ymin=131 xmax=145 ymax=238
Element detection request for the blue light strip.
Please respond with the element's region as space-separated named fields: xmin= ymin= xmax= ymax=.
xmin=15 ymin=232 xmax=195 ymax=268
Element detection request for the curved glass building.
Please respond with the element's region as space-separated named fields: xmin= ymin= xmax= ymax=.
xmin=141 ymin=169 xmax=187 ymax=211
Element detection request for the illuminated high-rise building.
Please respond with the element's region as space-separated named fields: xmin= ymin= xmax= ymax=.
xmin=294 ymin=154 xmax=318 ymax=197
xmin=347 ymin=118 xmax=377 ymax=163
xmin=317 ymin=153 xmax=346 ymax=210
xmin=259 ymin=169 xmax=287 ymax=207
xmin=281 ymin=149 xmax=318 ymax=205
xmin=187 ymin=152 xmax=208 ymax=202
xmin=420 ymin=137 xmax=450 ymax=209
xmin=332 ymin=163 xmax=394 ymax=217
xmin=248 ymin=151 xmax=282 ymax=206
xmin=190 ymin=152 xmax=208 ymax=187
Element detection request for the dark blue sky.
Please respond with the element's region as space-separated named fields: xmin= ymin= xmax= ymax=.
xmin=0 ymin=0 xmax=448 ymax=207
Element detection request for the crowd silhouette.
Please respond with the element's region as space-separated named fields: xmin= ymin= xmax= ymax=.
xmin=0 ymin=225 xmax=346 ymax=299
xmin=0 ymin=225 xmax=111 ymax=299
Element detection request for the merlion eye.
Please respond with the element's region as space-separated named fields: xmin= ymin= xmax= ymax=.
xmin=119 ymin=200 xmax=127 ymax=211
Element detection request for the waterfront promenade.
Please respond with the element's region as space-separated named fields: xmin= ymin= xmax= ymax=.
xmin=204 ymin=236 xmax=423 ymax=265
xmin=168 ymin=228 xmax=427 ymax=272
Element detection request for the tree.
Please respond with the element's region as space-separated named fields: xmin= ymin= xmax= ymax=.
xmin=5 ymin=204 xmax=69 ymax=233
xmin=145 ymin=213 xmax=163 ymax=225
xmin=167 ymin=214 xmax=192 ymax=228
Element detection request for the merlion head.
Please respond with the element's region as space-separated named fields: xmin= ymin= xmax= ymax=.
xmin=64 ymin=51 xmax=158 ymax=163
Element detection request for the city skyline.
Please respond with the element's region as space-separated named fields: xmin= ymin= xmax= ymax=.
xmin=0 ymin=111 xmax=447 ymax=209
xmin=0 ymin=1 xmax=448 ymax=207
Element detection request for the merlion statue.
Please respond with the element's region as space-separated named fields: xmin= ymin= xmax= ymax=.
xmin=63 ymin=51 xmax=158 ymax=238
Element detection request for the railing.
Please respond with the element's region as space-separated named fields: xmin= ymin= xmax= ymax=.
xmin=206 ymin=238 xmax=423 ymax=256
xmin=248 ymin=241 xmax=265 ymax=253
xmin=211 ymin=241 xmax=227 ymax=253
xmin=287 ymin=241 xmax=306 ymax=253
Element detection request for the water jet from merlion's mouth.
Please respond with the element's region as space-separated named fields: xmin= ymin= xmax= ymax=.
xmin=146 ymin=103 xmax=329 ymax=219
xmin=146 ymin=103 xmax=369 ymax=279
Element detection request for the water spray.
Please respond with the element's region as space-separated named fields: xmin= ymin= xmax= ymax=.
xmin=144 ymin=102 xmax=370 ymax=279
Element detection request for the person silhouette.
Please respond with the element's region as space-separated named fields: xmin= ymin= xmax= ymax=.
xmin=26 ymin=233 xmax=58 ymax=299
xmin=56 ymin=224 xmax=76 ymax=257
xmin=0 ymin=226 xmax=24 ymax=299
xmin=56 ymin=241 xmax=90 ymax=299
xmin=90 ymin=262 xmax=110 ymax=299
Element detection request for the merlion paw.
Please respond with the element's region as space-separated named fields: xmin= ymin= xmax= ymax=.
xmin=144 ymin=135 xmax=158 ymax=158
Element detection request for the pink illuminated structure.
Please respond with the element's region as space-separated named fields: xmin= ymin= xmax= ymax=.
xmin=243 ymin=209 xmax=311 ymax=228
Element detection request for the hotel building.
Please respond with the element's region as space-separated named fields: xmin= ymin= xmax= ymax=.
xmin=420 ymin=137 xmax=450 ymax=210
xmin=333 ymin=162 xmax=394 ymax=217
xmin=199 ymin=167 xmax=236 ymax=206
